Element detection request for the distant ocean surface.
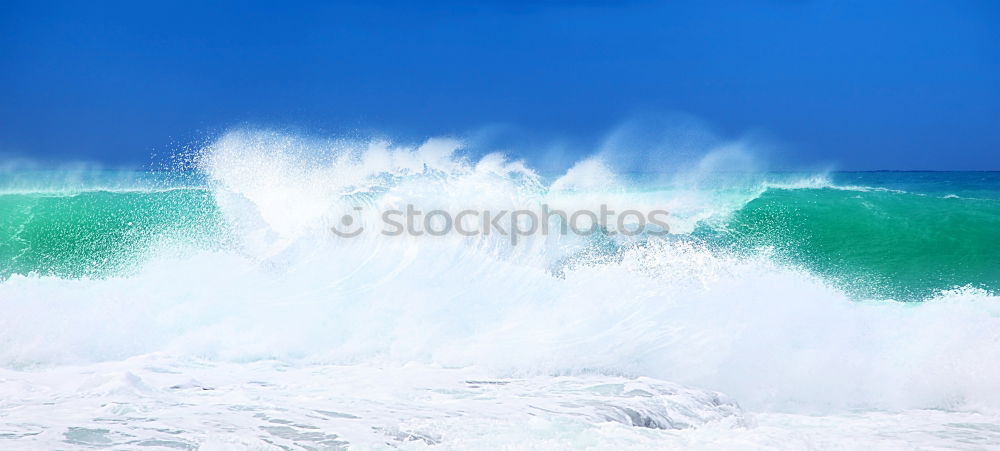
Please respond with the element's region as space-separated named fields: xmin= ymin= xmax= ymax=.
xmin=2 ymin=131 xmax=999 ymax=449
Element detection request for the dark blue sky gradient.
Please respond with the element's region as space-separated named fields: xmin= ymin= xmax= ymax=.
xmin=1 ymin=0 xmax=998 ymax=169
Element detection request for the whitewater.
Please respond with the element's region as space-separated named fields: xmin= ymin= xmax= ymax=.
xmin=1 ymin=130 xmax=999 ymax=449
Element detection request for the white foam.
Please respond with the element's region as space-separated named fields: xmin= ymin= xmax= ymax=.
xmin=2 ymin=130 xmax=999 ymax=448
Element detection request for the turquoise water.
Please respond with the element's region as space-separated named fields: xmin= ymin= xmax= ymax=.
xmin=696 ymin=172 xmax=1000 ymax=300
xmin=1 ymin=169 xmax=997 ymax=301
xmin=2 ymin=134 xmax=999 ymax=449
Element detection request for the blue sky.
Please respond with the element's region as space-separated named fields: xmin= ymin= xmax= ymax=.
xmin=1 ymin=0 xmax=998 ymax=170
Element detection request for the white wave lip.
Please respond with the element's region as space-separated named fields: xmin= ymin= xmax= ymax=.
xmin=1 ymin=129 xmax=999 ymax=449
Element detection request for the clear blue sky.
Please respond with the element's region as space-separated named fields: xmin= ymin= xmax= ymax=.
xmin=1 ymin=0 xmax=998 ymax=170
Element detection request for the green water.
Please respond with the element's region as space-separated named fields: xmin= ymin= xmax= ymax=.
xmin=701 ymin=186 xmax=1000 ymax=300
xmin=1 ymin=171 xmax=998 ymax=301
xmin=0 ymin=189 xmax=226 ymax=278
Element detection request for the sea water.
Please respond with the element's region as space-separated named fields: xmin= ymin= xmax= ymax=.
xmin=1 ymin=130 xmax=999 ymax=449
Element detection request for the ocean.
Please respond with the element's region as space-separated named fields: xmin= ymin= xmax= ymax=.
xmin=1 ymin=130 xmax=999 ymax=449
